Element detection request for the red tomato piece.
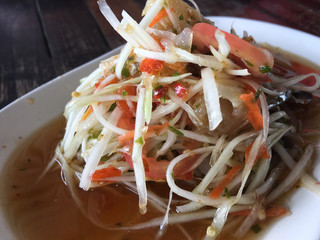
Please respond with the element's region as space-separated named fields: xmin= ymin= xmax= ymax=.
xmin=116 ymin=85 xmax=137 ymax=118
xmin=140 ymin=58 xmax=164 ymax=75
xmin=153 ymin=85 xmax=168 ymax=99
xmin=91 ymin=166 xmax=121 ymax=182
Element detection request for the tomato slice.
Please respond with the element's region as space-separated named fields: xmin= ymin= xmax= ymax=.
xmin=140 ymin=58 xmax=164 ymax=75
xmin=116 ymin=85 xmax=137 ymax=118
xmin=192 ymin=23 xmax=274 ymax=78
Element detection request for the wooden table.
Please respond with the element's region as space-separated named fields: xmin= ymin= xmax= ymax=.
xmin=1 ymin=0 xmax=320 ymax=109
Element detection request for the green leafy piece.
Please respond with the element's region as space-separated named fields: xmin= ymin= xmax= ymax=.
xmin=88 ymin=128 xmax=102 ymax=140
xmin=254 ymin=88 xmax=262 ymax=101
xmin=173 ymin=72 xmax=180 ymax=76
xmin=110 ymin=66 xmax=116 ymax=73
xmin=230 ymin=27 xmax=238 ymax=36
xmin=224 ymin=188 xmax=230 ymax=198
xmin=100 ymin=153 xmax=116 ymax=162
xmin=168 ymin=126 xmax=184 ymax=136
xmin=245 ymin=59 xmax=254 ymax=67
xmin=179 ymin=14 xmax=184 ymax=20
xmin=108 ymin=102 xmax=117 ymax=112
xmin=251 ymin=224 xmax=262 ymax=233
xmin=121 ymin=66 xmax=130 ymax=78
xmin=161 ymin=95 xmax=166 ymax=103
xmin=259 ymin=65 xmax=271 ymax=74
xmin=122 ymin=90 xmax=128 ymax=97
xmin=135 ymin=136 xmax=145 ymax=145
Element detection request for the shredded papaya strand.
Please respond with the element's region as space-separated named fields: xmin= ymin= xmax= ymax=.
xmin=95 ymin=77 xmax=119 ymax=92
xmin=240 ymin=91 xmax=263 ymax=131
xmin=81 ymin=105 xmax=93 ymax=121
xmin=209 ymin=165 xmax=242 ymax=199
xmin=230 ymin=206 xmax=289 ymax=218
xmin=148 ymin=8 xmax=168 ymax=28
xmin=245 ymin=142 xmax=270 ymax=164
xmin=118 ymin=122 xmax=170 ymax=146
xmin=91 ymin=166 xmax=121 ymax=182
xmin=82 ymin=77 xmax=119 ymax=121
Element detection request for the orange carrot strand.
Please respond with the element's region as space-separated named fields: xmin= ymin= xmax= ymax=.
xmin=210 ymin=166 xmax=241 ymax=199
xmin=149 ymin=8 xmax=168 ymax=28
xmin=240 ymin=92 xmax=263 ymax=131
xmin=81 ymin=105 xmax=93 ymax=121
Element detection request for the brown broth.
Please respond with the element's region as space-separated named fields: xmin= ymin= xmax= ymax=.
xmin=3 ymin=117 xmax=311 ymax=240
xmin=2 ymin=117 xmax=208 ymax=240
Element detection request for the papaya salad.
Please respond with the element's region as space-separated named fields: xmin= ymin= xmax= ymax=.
xmin=52 ymin=0 xmax=320 ymax=239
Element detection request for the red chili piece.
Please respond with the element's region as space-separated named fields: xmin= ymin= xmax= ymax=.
xmin=173 ymin=83 xmax=188 ymax=99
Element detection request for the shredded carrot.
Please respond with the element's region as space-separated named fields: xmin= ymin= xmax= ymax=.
xmin=118 ymin=122 xmax=169 ymax=146
xmin=81 ymin=105 xmax=93 ymax=121
xmin=245 ymin=142 xmax=270 ymax=165
xmin=149 ymin=8 xmax=168 ymax=28
xmin=240 ymin=91 xmax=263 ymax=131
xmin=209 ymin=165 xmax=242 ymax=199
xmin=91 ymin=166 xmax=121 ymax=182
xmin=231 ymin=206 xmax=289 ymax=218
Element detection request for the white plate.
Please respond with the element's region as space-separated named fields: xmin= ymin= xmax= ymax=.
xmin=0 ymin=17 xmax=319 ymax=240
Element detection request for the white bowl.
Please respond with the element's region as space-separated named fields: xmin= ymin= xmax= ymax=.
xmin=0 ymin=17 xmax=319 ymax=239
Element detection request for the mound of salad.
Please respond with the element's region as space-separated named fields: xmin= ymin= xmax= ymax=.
xmin=52 ymin=0 xmax=320 ymax=238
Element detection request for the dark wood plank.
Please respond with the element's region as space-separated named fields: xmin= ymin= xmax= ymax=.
xmin=1 ymin=0 xmax=320 ymax=109
xmin=0 ymin=0 xmax=54 ymax=109
xmin=38 ymin=0 xmax=110 ymax=73
xmin=84 ymin=0 xmax=146 ymax=49
xmin=251 ymin=0 xmax=320 ymax=37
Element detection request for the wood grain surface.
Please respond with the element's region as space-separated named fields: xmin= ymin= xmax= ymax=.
xmin=1 ymin=0 xmax=320 ymax=109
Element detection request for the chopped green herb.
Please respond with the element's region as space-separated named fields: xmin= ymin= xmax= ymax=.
xmin=108 ymin=102 xmax=117 ymax=112
xmin=230 ymin=27 xmax=238 ymax=36
xmin=224 ymin=188 xmax=230 ymax=198
xmin=187 ymin=20 xmax=191 ymax=25
xmin=173 ymin=72 xmax=180 ymax=76
xmin=254 ymin=88 xmax=262 ymax=101
xmin=179 ymin=14 xmax=184 ymax=20
xmin=128 ymin=55 xmax=135 ymax=61
xmin=195 ymin=103 xmax=200 ymax=109
xmin=121 ymin=66 xmax=130 ymax=78
xmin=163 ymin=0 xmax=168 ymax=7
xmin=135 ymin=136 xmax=145 ymax=145
xmin=259 ymin=65 xmax=271 ymax=74
xmin=110 ymin=66 xmax=116 ymax=73
xmin=88 ymin=128 xmax=102 ymax=140
xmin=168 ymin=126 xmax=184 ymax=136
xmin=245 ymin=60 xmax=254 ymax=67
xmin=161 ymin=95 xmax=166 ymax=103
xmin=251 ymin=224 xmax=262 ymax=233
xmin=171 ymin=171 xmax=175 ymax=179
xmin=100 ymin=153 xmax=116 ymax=162
xmin=122 ymin=90 xmax=128 ymax=97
